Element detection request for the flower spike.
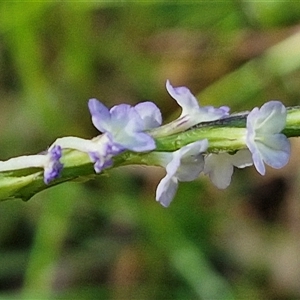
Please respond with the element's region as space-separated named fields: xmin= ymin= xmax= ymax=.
xmin=0 ymin=80 xmax=295 ymax=204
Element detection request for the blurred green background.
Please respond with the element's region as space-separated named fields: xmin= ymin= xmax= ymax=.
xmin=1 ymin=2 xmax=300 ymax=299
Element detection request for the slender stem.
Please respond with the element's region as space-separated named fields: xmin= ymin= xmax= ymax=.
xmin=0 ymin=106 xmax=300 ymax=202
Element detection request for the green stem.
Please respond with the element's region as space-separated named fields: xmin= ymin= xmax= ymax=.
xmin=155 ymin=106 xmax=300 ymax=152
xmin=1 ymin=106 xmax=300 ymax=202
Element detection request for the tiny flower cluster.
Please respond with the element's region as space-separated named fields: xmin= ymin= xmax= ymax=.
xmin=154 ymin=98 xmax=290 ymax=207
xmin=148 ymin=83 xmax=290 ymax=207
xmin=0 ymin=81 xmax=290 ymax=206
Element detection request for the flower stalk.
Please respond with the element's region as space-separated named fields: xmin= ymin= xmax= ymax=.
xmin=0 ymin=81 xmax=299 ymax=205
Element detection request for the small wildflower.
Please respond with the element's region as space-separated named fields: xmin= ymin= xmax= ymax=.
xmin=88 ymin=99 xmax=160 ymax=152
xmin=150 ymin=81 xmax=229 ymax=137
xmin=166 ymin=80 xmax=229 ymax=129
xmin=43 ymin=145 xmax=63 ymax=184
xmin=50 ymin=135 xmax=118 ymax=174
xmin=203 ymin=150 xmax=253 ymax=189
xmin=0 ymin=145 xmax=63 ymax=184
xmin=87 ymin=134 xmax=121 ymax=173
xmin=246 ymin=101 xmax=290 ymax=175
xmin=134 ymin=101 xmax=162 ymax=130
xmin=155 ymin=140 xmax=208 ymax=207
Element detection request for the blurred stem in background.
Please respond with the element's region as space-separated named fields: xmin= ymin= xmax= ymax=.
xmin=200 ymin=29 xmax=300 ymax=109
xmin=21 ymin=184 xmax=82 ymax=299
xmin=137 ymin=201 xmax=234 ymax=300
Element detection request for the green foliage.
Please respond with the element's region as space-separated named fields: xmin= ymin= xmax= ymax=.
xmin=1 ymin=1 xmax=300 ymax=299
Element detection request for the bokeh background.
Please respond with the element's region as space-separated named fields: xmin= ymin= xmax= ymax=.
xmin=1 ymin=2 xmax=300 ymax=299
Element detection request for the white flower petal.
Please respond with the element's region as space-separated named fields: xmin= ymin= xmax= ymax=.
xmin=195 ymin=106 xmax=229 ymax=123
xmin=110 ymin=104 xmax=143 ymax=134
xmin=134 ymin=101 xmax=162 ymax=129
xmin=165 ymin=153 xmax=181 ymax=178
xmin=204 ymin=153 xmax=234 ymax=189
xmin=155 ymin=140 xmax=208 ymax=207
xmin=166 ymin=80 xmax=199 ymax=117
xmin=246 ymin=101 xmax=290 ymax=175
xmin=211 ymin=165 xmax=233 ymax=189
xmin=156 ymin=174 xmax=178 ymax=207
xmin=231 ymin=149 xmax=253 ymax=168
xmin=88 ymin=99 xmax=156 ymax=153
xmin=256 ymin=101 xmax=286 ymax=134
xmin=88 ymin=98 xmax=111 ymax=133
xmin=256 ymin=134 xmax=290 ymax=169
xmin=176 ymin=140 xmax=208 ymax=181
xmin=252 ymin=148 xmax=266 ymax=175
xmin=176 ymin=153 xmax=204 ymax=182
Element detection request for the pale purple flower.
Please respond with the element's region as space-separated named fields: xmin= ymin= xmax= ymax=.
xmin=203 ymin=150 xmax=253 ymax=189
xmin=88 ymin=99 xmax=160 ymax=152
xmin=150 ymin=80 xmax=230 ymax=138
xmin=134 ymin=101 xmax=162 ymax=129
xmin=44 ymin=145 xmax=63 ymax=184
xmin=155 ymin=140 xmax=208 ymax=207
xmin=166 ymin=80 xmax=229 ymax=128
xmin=246 ymin=101 xmax=290 ymax=175
xmin=0 ymin=145 xmax=63 ymax=184
xmin=50 ymin=135 xmax=120 ymax=174
xmin=87 ymin=133 xmax=121 ymax=173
